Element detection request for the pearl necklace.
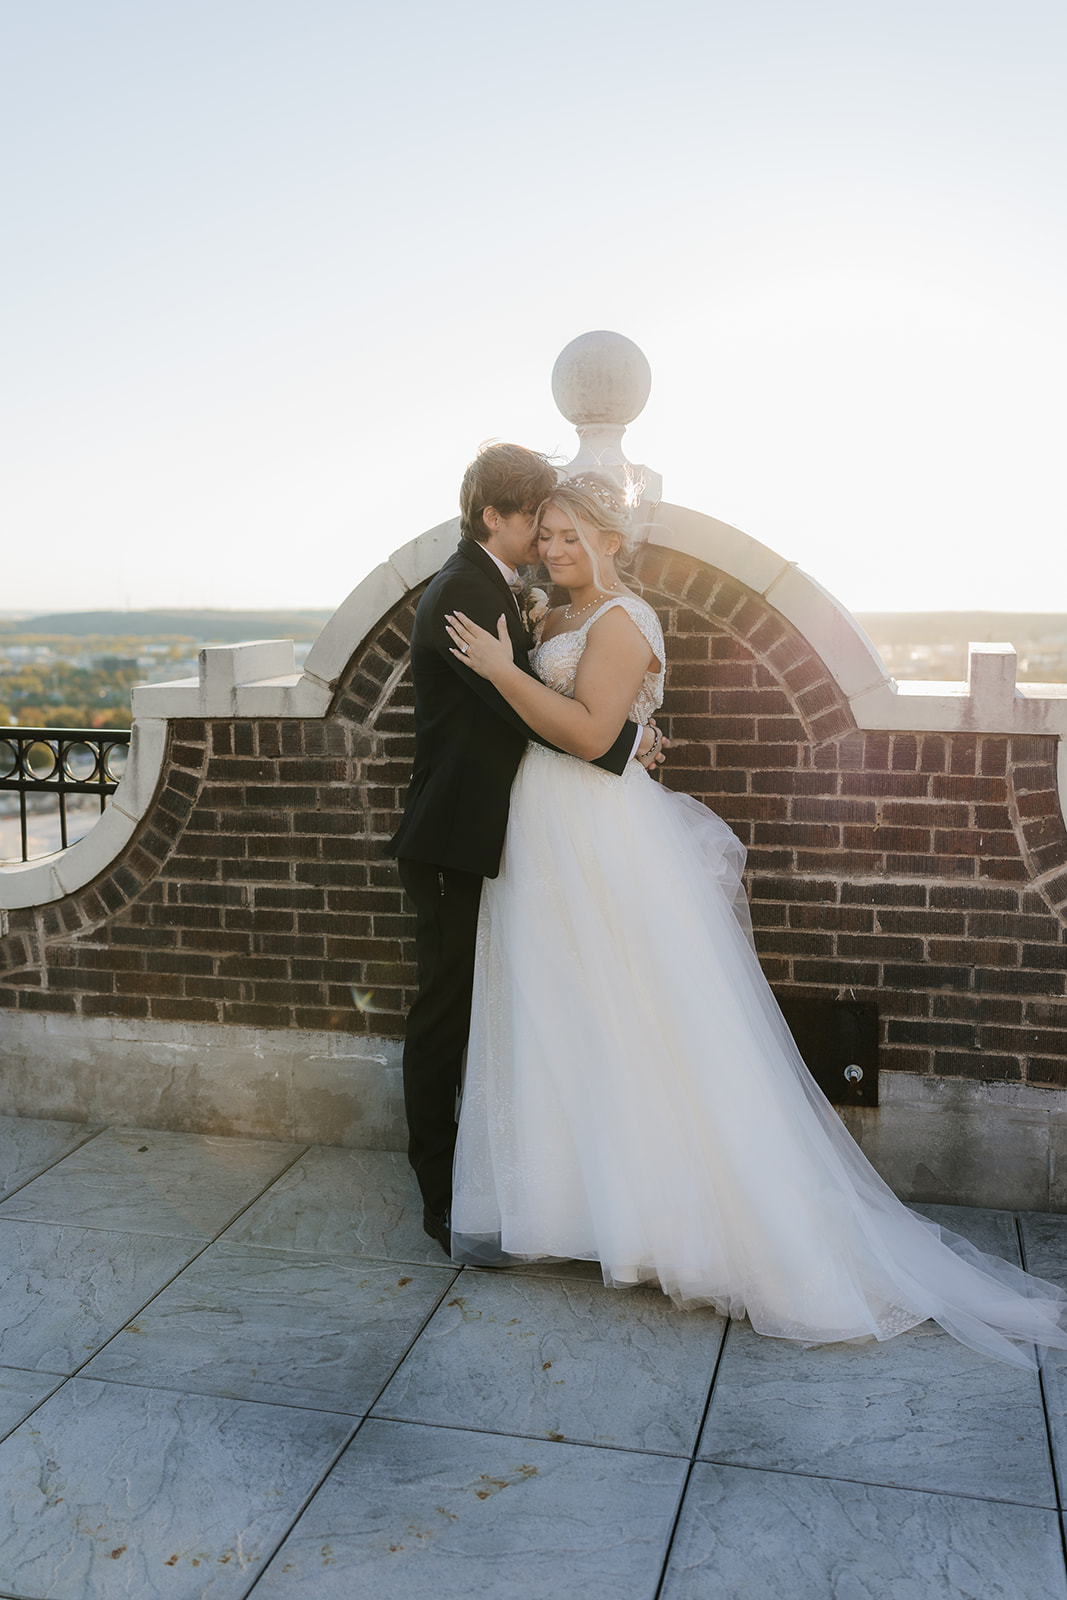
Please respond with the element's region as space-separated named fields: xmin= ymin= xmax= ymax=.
xmin=564 ymin=584 xmax=619 ymax=622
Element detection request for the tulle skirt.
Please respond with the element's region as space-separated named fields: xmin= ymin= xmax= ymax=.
xmin=451 ymin=746 xmax=1067 ymax=1368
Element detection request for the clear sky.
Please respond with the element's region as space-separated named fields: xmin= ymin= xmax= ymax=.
xmin=3 ymin=0 xmax=1064 ymax=617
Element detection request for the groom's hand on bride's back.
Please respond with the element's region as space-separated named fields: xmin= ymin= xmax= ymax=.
xmin=636 ymin=718 xmax=670 ymax=770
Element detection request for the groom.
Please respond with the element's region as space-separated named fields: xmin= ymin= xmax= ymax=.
xmin=389 ymin=442 xmax=660 ymax=1257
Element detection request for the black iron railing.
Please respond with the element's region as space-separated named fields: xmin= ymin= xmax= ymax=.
xmin=0 ymin=727 xmax=132 ymax=863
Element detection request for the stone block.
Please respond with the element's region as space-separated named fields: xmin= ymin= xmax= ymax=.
xmin=303 ymin=560 xmax=410 ymax=690
xmin=851 ymin=673 xmax=1067 ymax=739
xmin=288 ymin=1043 xmax=405 ymax=1148
xmin=839 ymin=1072 xmax=1057 ymax=1211
xmin=109 ymin=717 xmax=167 ymax=822
xmin=763 ymin=561 xmax=889 ymax=702
xmin=131 ymin=641 xmax=297 ymax=719
xmin=130 ymin=675 xmax=200 ymax=718
xmin=0 ymin=1012 xmax=406 ymax=1151
xmin=968 ymin=642 xmax=1018 ymax=713
xmin=387 ymin=517 xmax=460 ymax=590
xmin=198 ymin=640 xmax=296 ymax=716
xmin=1046 ymin=1108 xmax=1067 ymax=1210
xmin=656 ymin=502 xmax=789 ymax=597
xmin=52 ymin=801 xmax=137 ymax=898
xmin=0 ymin=857 xmax=63 ymax=910
xmin=230 ymin=674 xmax=331 ymax=718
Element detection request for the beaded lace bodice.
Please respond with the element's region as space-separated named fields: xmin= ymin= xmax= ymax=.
xmin=531 ymin=596 xmax=665 ymax=724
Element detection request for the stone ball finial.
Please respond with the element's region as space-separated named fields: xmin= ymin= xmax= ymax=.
xmin=551 ymin=330 xmax=652 ymax=427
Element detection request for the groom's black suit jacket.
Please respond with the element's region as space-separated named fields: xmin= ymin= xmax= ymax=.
xmin=389 ymin=538 xmax=638 ymax=879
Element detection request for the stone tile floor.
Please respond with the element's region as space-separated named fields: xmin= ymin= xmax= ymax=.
xmin=2 ymin=1115 xmax=1067 ymax=1598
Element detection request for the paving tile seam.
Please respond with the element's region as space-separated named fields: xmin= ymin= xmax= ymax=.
xmin=45 ymin=1246 xmax=463 ymax=1425
xmin=206 ymin=1243 xmax=459 ymax=1275
xmin=0 ymin=1373 xmax=69 ymax=1451
xmin=239 ymin=1418 xmax=366 ymax=1599
xmin=0 ymin=1212 xmax=209 ymax=1243
xmin=31 ymin=1371 xmax=370 ymax=1419
xmin=1018 ymin=1213 xmax=1067 ymax=1561
xmin=3 ymin=1141 xmax=244 ymax=1451
xmin=0 ymin=1364 xmax=67 ymax=1380
xmin=17 ymin=1230 xmax=230 ymax=1397
xmin=58 ymin=1368 xmax=373 ymax=1417
xmin=0 ymin=1217 xmax=261 ymax=1241
xmin=0 ymin=1123 xmax=106 ymax=1204
xmin=0 ymin=1387 xmax=365 ymax=1600
xmin=651 ymin=1290 xmax=731 ymax=1600
xmin=341 ymin=1262 xmax=467 ymax=1416
xmin=461 ymin=1260 xmax=604 ymax=1281
xmin=0 ymin=1132 xmax=314 ymax=1242
xmin=0 ymin=1139 xmax=319 ymax=1433
xmin=692 ymin=1453 xmax=1062 ymax=1512
xmin=221 ymin=1239 xmax=465 ymax=1268
xmin=366 ymin=1410 xmax=698 ymax=1461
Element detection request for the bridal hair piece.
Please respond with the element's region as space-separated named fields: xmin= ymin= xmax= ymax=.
xmin=569 ymin=468 xmax=646 ymax=512
xmin=539 ymin=471 xmax=639 ymax=590
xmin=567 ymin=474 xmax=622 ymax=510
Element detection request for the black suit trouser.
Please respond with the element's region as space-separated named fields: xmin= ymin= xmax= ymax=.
xmin=397 ymin=857 xmax=484 ymax=1219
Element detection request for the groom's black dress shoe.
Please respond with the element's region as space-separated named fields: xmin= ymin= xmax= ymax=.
xmin=423 ymin=1208 xmax=452 ymax=1259
xmin=423 ymin=1207 xmax=513 ymax=1270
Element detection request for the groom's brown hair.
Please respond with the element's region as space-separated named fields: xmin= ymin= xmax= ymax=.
xmin=459 ymin=443 xmax=557 ymax=543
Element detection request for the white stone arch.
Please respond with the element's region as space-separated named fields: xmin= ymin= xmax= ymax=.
xmin=283 ymin=502 xmax=894 ymax=710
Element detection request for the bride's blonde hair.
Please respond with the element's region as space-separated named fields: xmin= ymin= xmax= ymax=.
xmin=537 ymin=472 xmax=638 ymax=591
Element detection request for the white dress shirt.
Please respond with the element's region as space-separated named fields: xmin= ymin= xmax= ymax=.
xmin=484 ymin=548 xmax=520 ymax=588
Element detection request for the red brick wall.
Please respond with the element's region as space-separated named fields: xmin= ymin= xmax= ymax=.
xmin=2 ymin=544 xmax=1066 ymax=1084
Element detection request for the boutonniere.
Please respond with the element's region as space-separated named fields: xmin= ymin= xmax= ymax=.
xmin=517 ymin=585 xmax=550 ymax=634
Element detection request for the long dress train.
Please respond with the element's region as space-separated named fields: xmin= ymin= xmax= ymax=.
xmin=450 ymin=596 xmax=1067 ymax=1369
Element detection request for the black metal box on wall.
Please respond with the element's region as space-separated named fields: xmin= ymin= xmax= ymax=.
xmin=776 ymin=997 xmax=879 ymax=1107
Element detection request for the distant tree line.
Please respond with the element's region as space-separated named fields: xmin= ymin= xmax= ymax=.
xmin=0 ymin=644 xmax=164 ymax=729
xmin=0 ymin=612 xmax=331 ymax=730
xmin=0 ymin=609 xmax=331 ymax=641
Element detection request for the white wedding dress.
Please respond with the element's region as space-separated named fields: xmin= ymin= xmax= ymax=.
xmin=450 ymin=595 xmax=1067 ymax=1367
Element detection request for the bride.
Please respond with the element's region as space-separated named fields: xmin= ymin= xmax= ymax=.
xmin=443 ymin=473 xmax=1067 ymax=1369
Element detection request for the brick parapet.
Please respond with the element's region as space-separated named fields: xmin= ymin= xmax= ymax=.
xmin=2 ymin=546 xmax=1065 ymax=1090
